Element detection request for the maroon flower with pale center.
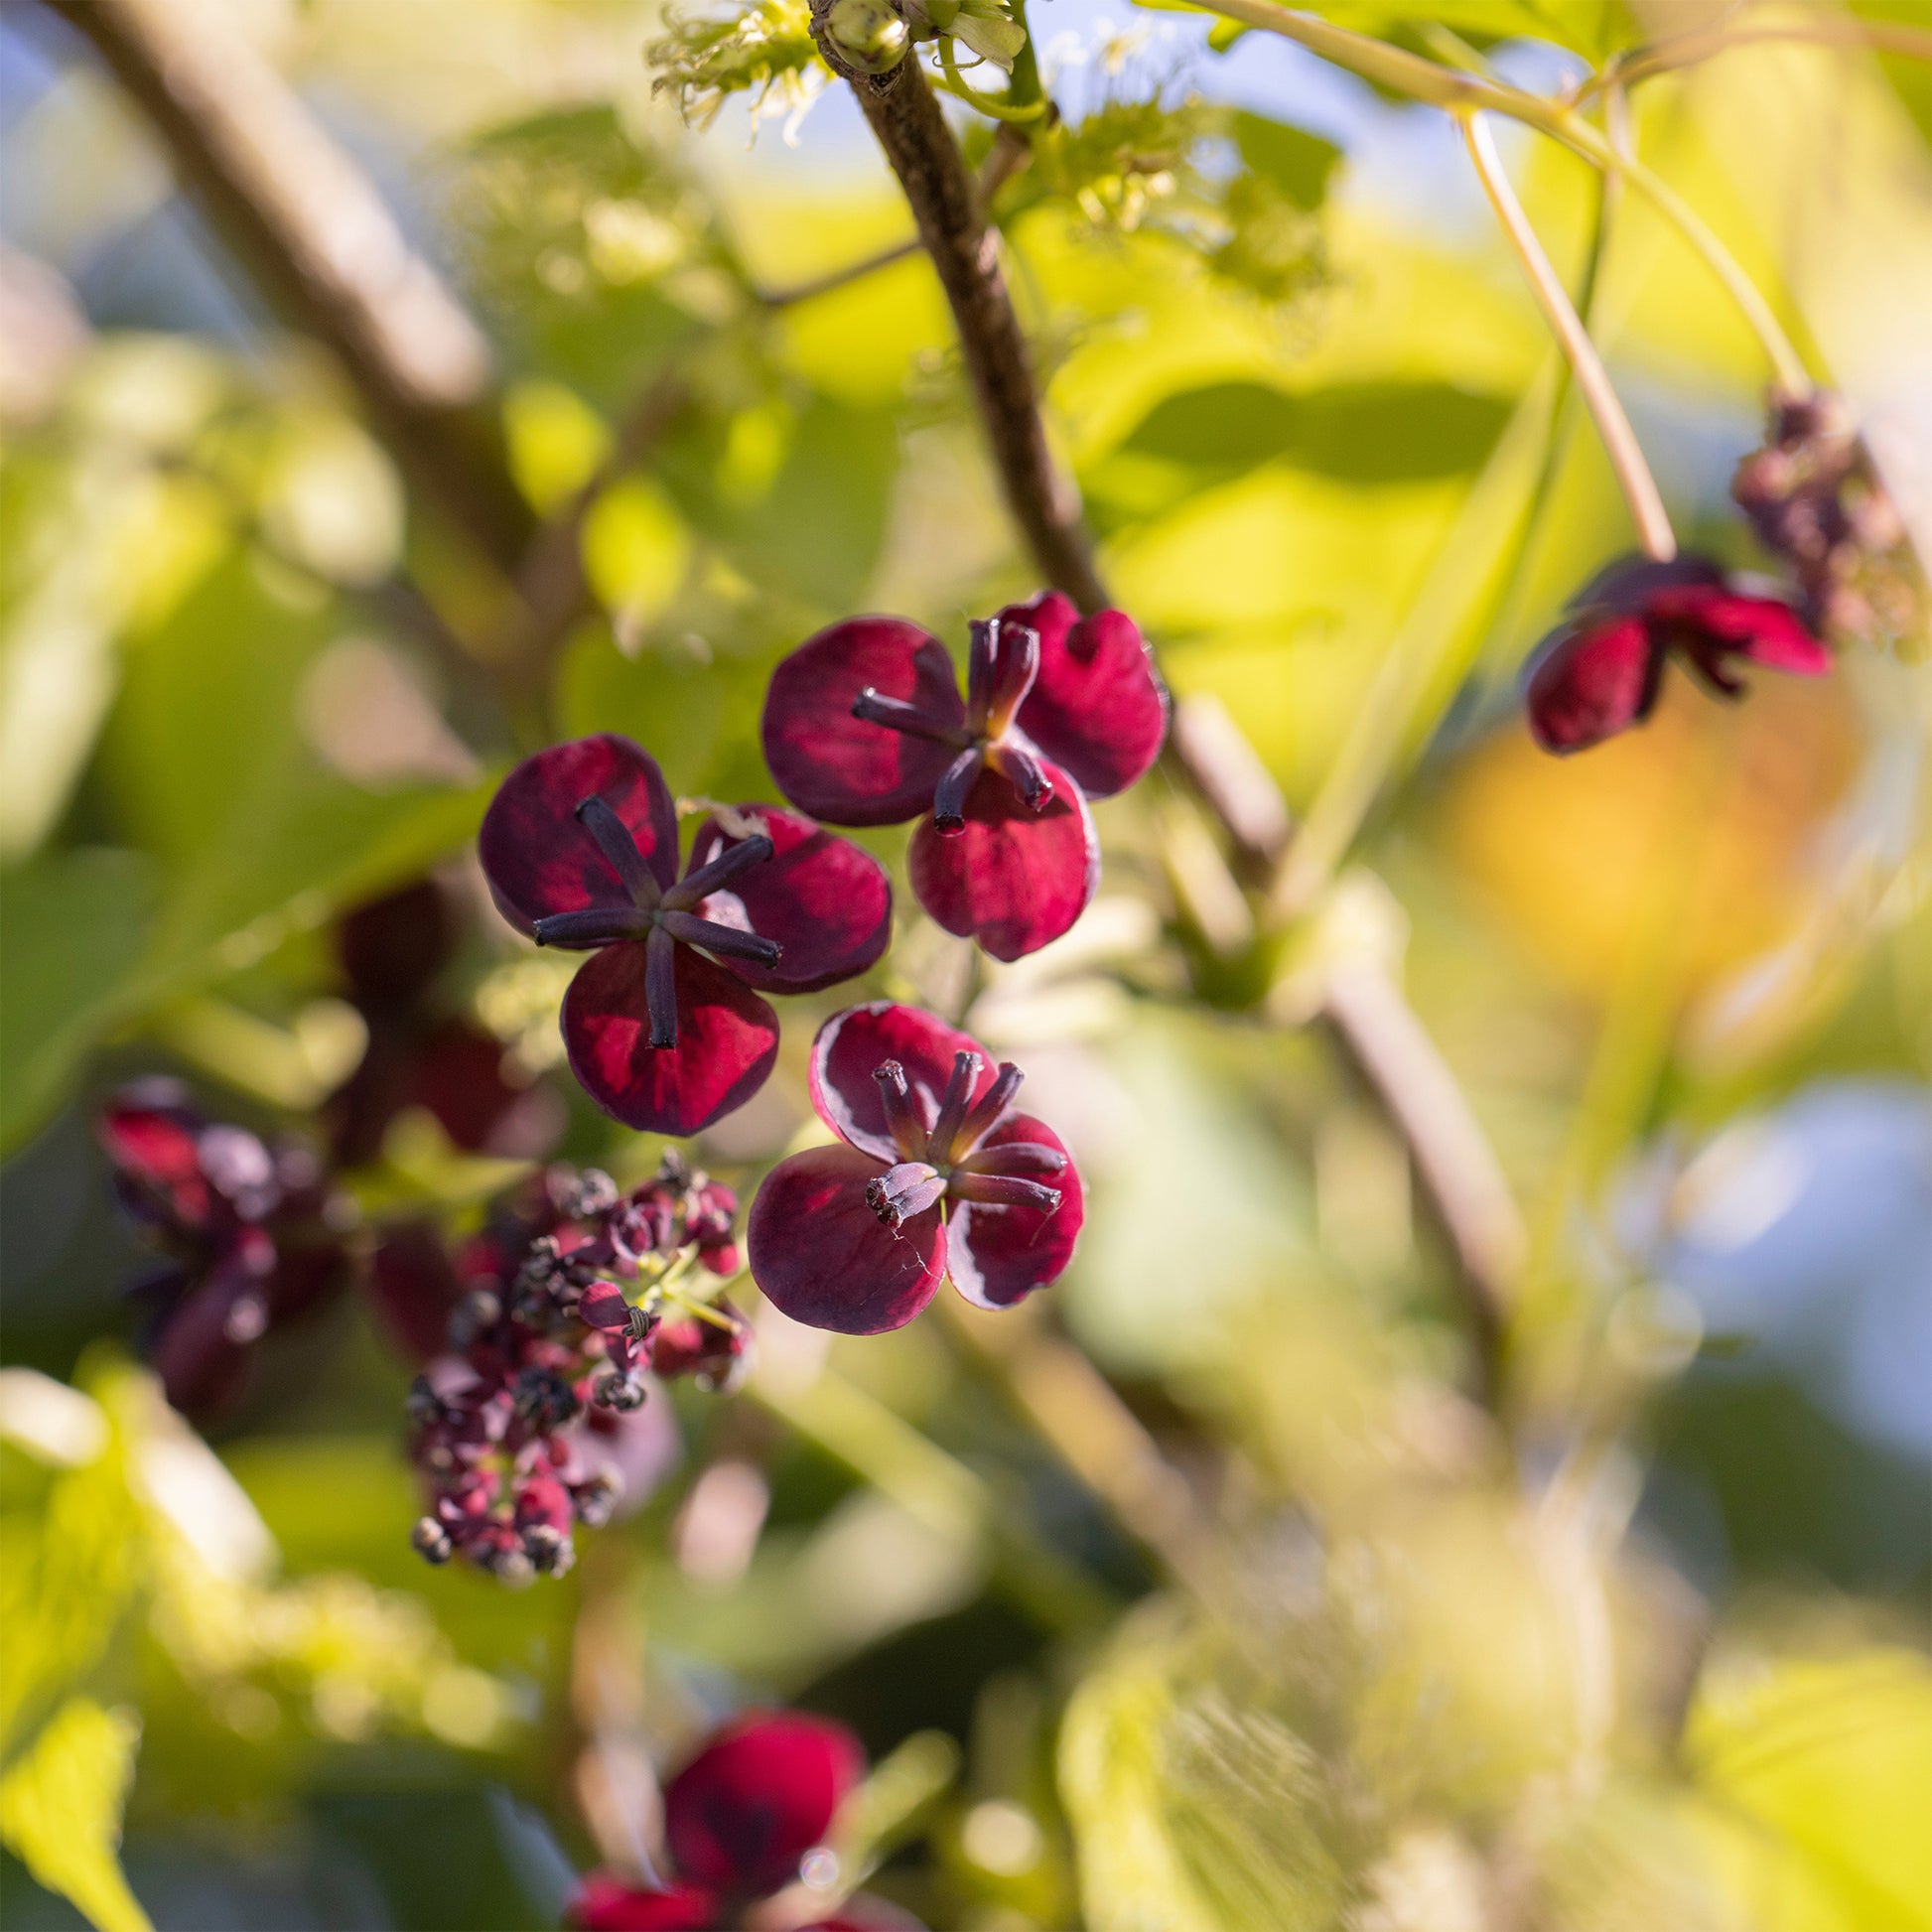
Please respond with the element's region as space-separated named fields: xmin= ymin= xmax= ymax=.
xmin=1526 ymin=555 xmax=1831 ymax=755
xmin=479 ymin=734 xmax=892 ymax=1135
xmin=567 ymin=1711 xmax=921 ymax=1931
xmin=760 ymin=592 xmax=1168 ymax=960
xmin=746 ymin=1003 xmax=1083 ymax=1335
xmin=98 ymin=1080 xmax=349 ymax=1413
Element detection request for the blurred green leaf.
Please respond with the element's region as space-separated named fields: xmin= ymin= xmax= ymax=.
xmin=1686 ymin=1649 xmax=1932 ymax=1930
xmin=0 ymin=848 xmax=155 ymax=1152
xmin=1084 ymin=379 xmax=1510 ymax=532
xmin=0 ymin=1698 xmax=151 ymax=1932
xmin=99 ymin=552 xmax=491 ymax=995
xmin=1230 ymin=111 xmax=1342 ymax=211
xmin=1060 ymin=1600 xmax=1361 ymax=1932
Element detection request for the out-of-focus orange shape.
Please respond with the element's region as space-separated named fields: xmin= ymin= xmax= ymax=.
xmin=1441 ymin=669 xmax=1861 ymax=1004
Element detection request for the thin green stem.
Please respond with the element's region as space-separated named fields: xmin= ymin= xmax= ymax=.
xmin=1578 ymin=16 xmax=1932 ymax=102
xmin=1182 ymin=0 xmax=1818 ymax=396
xmin=1460 ymin=111 xmax=1676 ymax=563
xmin=934 ymin=37 xmax=1046 ymax=121
xmin=1609 ymin=145 xmax=1814 ymax=395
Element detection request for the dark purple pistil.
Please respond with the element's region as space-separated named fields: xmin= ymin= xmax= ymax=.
xmin=530 ymin=798 xmax=781 ymax=1049
xmin=851 ymin=618 xmax=1054 ymax=838
xmin=865 ymin=1052 xmax=1064 ymax=1228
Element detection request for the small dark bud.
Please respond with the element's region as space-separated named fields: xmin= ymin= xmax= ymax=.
xmin=512 ymin=1366 xmax=580 ymax=1430
xmin=593 ymin=1371 xmax=647 ymax=1412
xmin=411 ymin=1516 xmax=454 ymax=1565
xmin=405 ymin=1376 xmax=446 ymax=1429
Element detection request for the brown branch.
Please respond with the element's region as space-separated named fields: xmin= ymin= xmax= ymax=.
xmin=807 ymin=23 xmax=1105 ymax=613
xmin=44 ymin=0 xmax=534 ymax=574
xmin=818 ymin=38 xmax=1524 ymax=1409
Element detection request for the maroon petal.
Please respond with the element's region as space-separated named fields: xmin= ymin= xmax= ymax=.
xmin=97 ymin=1079 xmax=213 ymax=1227
xmin=761 ymin=619 xmax=965 ymax=826
xmin=803 ymin=1901 xmax=931 ymax=1932
xmin=567 ymin=1876 xmax=722 ymax=1932
xmin=1651 ymin=584 xmax=1833 ymax=675
xmin=1007 ymin=593 xmax=1169 ymax=798
xmin=409 ymin=1022 xmax=562 ymax=1159
xmin=807 ymin=1003 xmax=997 ymax=1161
xmin=747 ymin=1146 xmax=946 ymax=1334
xmin=907 ymin=759 xmax=1098 ymax=962
xmin=479 ymin=735 xmax=679 ymax=933
xmin=947 ymin=1115 xmax=1083 ymax=1311
xmin=663 ymin=1710 xmax=866 ymax=1895
xmin=563 ymin=943 xmax=778 ymax=1135
xmin=337 ymin=879 xmax=457 ymax=1005
xmin=146 ymin=1250 xmax=264 ymax=1413
xmin=1524 ymin=615 xmax=1662 ymax=755
xmin=686 ymin=807 xmax=892 ymax=994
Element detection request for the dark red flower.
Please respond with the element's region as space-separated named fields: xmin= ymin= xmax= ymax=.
xmin=327 ymin=879 xmax=563 ymax=1166
xmin=1526 ymin=554 xmax=1830 ymax=755
xmin=760 ymin=593 xmax=1167 ymax=960
xmin=566 ymin=1712 xmax=915 ymax=1931
xmin=98 ymin=1080 xmax=350 ymax=1413
xmin=404 ymin=1156 xmax=742 ymax=1579
xmin=746 ymin=1004 xmax=1083 ymax=1335
xmin=479 ymin=735 xmax=893 ymax=1135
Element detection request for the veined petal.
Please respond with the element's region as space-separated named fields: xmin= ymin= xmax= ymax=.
xmin=747 ymin=1146 xmax=946 ymax=1335
xmin=907 ymin=758 xmax=1098 ymax=961
xmin=948 ymin=1115 xmax=1083 ymax=1311
xmin=663 ymin=1711 xmax=865 ymax=1895
xmin=562 ymin=943 xmax=778 ymax=1136
xmin=1651 ymin=584 xmax=1833 ymax=674
xmin=1524 ymin=615 xmax=1662 ymax=755
xmin=1007 ymin=593 xmax=1169 ymax=798
xmin=687 ymin=807 xmax=892 ymax=994
xmin=566 ymin=1876 xmax=722 ymax=1932
xmin=762 ymin=619 xmax=965 ymax=825
xmin=807 ymin=1002 xmax=996 ymax=1161
xmin=480 ymin=735 xmax=679 ymax=933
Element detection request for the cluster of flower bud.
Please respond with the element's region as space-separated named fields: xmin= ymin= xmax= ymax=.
xmin=1732 ymin=387 xmax=1926 ymax=655
xmin=407 ymin=1155 xmax=752 ymax=1583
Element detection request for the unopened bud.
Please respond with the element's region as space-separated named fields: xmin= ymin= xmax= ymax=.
xmin=411 ymin=1516 xmax=454 ymax=1565
xmin=826 ymin=0 xmax=908 ymax=72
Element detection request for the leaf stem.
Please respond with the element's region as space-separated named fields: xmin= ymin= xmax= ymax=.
xmin=1460 ymin=111 xmax=1676 ymax=563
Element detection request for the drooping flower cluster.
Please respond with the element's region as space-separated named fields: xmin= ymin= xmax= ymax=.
xmin=479 ymin=733 xmax=892 ymax=1133
xmin=1731 ymin=386 xmax=1926 ymax=654
xmin=98 ymin=1080 xmax=353 ymax=1413
xmin=748 ymin=1004 xmax=1083 ymax=1334
xmin=326 ymin=877 xmax=560 ymax=1167
xmin=761 ymin=592 xmax=1168 ymax=959
xmin=405 ymin=1156 xmax=751 ymax=1582
xmin=568 ymin=1710 xmax=922 ymax=1931
xmin=1525 ymin=554 xmax=1832 ymax=756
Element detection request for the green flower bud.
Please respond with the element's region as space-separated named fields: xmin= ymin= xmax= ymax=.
xmin=825 ymin=0 xmax=909 ymax=73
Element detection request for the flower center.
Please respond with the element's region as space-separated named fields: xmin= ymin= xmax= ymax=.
xmin=528 ymin=797 xmax=784 ymax=1050
xmin=850 ymin=617 xmax=1055 ymax=836
xmin=865 ymin=1051 xmax=1066 ymax=1226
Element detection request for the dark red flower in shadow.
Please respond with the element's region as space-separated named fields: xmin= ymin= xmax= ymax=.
xmin=327 ymin=879 xmax=562 ymax=1167
xmin=479 ymin=735 xmax=892 ymax=1135
xmin=98 ymin=1080 xmax=350 ymax=1413
xmin=760 ymin=592 xmax=1167 ymax=960
xmin=746 ymin=1004 xmax=1083 ymax=1335
xmin=1526 ymin=555 xmax=1830 ymax=755
xmin=568 ymin=1712 xmax=920 ymax=1931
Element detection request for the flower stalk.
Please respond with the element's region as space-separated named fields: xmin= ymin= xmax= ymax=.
xmin=1460 ymin=111 xmax=1677 ymax=564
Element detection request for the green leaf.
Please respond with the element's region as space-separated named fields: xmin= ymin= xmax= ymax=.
xmin=0 ymin=848 xmax=155 ymax=1152
xmin=1686 ymin=1649 xmax=1932 ymax=1930
xmin=98 ymin=553 xmax=492 ymax=994
xmin=1085 ymin=378 xmax=1511 ymax=530
xmin=0 ymin=1699 xmax=152 ymax=1932
xmin=1230 ymin=111 xmax=1341 ymax=211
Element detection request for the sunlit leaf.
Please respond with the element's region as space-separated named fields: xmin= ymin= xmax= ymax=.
xmin=0 ymin=847 xmax=155 ymax=1152
xmin=0 ymin=1698 xmax=151 ymax=1932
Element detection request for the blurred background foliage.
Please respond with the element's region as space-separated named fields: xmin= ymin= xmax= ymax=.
xmin=1 ymin=0 xmax=1928 ymax=1927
